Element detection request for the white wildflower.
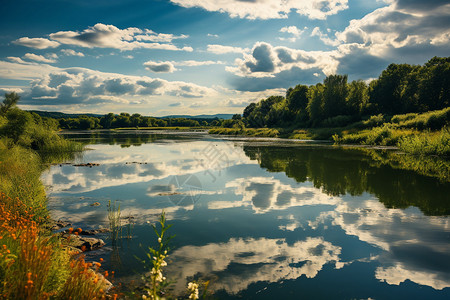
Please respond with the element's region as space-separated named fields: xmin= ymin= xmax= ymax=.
xmin=187 ymin=282 xmax=199 ymax=300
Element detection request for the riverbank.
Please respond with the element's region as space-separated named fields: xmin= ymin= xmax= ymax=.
xmin=0 ymin=102 xmax=114 ymax=298
xmin=208 ymin=108 xmax=450 ymax=157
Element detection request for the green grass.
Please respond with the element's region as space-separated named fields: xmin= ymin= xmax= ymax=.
xmin=392 ymin=107 xmax=450 ymax=130
xmin=209 ymin=127 xmax=279 ymax=137
xmin=398 ymin=128 xmax=450 ymax=156
xmin=332 ymin=125 xmax=416 ymax=146
xmin=0 ymin=145 xmax=48 ymax=223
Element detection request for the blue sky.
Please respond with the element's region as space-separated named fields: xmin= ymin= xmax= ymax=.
xmin=0 ymin=0 xmax=449 ymax=116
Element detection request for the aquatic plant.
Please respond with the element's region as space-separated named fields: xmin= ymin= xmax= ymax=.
xmin=140 ymin=211 xmax=173 ymax=300
xmin=107 ymin=200 xmax=122 ymax=246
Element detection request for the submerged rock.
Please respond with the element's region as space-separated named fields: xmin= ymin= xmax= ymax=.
xmin=62 ymin=234 xmax=106 ymax=251
xmin=50 ymin=220 xmax=72 ymax=231
xmin=73 ymin=163 xmax=100 ymax=167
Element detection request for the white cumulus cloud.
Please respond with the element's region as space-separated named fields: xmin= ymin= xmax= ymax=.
xmin=144 ymin=61 xmax=177 ymax=73
xmin=39 ymin=23 xmax=193 ymax=51
xmin=13 ymin=37 xmax=60 ymax=49
xmin=170 ymin=0 xmax=349 ymax=20
xmin=207 ymin=44 xmax=249 ymax=54
xmin=61 ymin=49 xmax=85 ymax=57
xmin=23 ymin=53 xmax=57 ymax=63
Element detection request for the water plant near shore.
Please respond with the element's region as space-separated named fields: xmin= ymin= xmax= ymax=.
xmin=108 ymin=200 xmax=122 ymax=246
xmin=140 ymin=211 xmax=173 ymax=300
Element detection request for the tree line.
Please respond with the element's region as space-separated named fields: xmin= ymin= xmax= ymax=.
xmin=239 ymin=56 xmax=449 ymax=129
xmin=58 ymin=113 xmax=218 ymax=130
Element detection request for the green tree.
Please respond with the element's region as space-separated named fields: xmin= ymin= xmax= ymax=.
xmin=130 ymin=113 xmax=142 ymax=127
xmin=322 ymin=75 xmax=349 ymax=119
xmin=307 ymin=83 xmax=324 ymax=125
xmin=1 ymin=109 xmax=34 ymax=144
xmin=243 ymin=103 xmax=257 ymax=118
xmin=418 ymin=57 xmax=450 ymax=111
xmin=369 ymin=63 xmax=419 ymax=114
xmin=0 ymin=92 xmax=20 ymax=116
xmin=287 ymin=84 xmax=309 ymax=113
xmin=100 ymin=113 xmax=116 ymax=129
xmin=347 ymin=80 xmax=369 ymax=116
xmin=232 ymin=114 xmax=242 ymax=120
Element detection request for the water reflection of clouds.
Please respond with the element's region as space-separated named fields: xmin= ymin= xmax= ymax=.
xmin=209 ymin=177 xmax=339 ymax=213
xmin=42 ymin=141 xmax=254 ymax=194
xmin=44 ymin=139 xmax=450 ymax=294
xmin=210 ymin=176 xmax=450 ymax=291
xmin=167 ymin=237 xmax=342 ymax=294
xmin=49 ymin=197 xmax=194 ymax=227
xmin=311 ymin=198 xmax=450 ymax=290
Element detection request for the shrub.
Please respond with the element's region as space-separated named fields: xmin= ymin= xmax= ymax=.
xmin=321 ymin=115 xmax=354 ymax=128
xmin=398 ymin=128 xmax=450 ymax=156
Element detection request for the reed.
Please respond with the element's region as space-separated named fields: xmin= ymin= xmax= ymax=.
xmin=107 ymin=200 xmax=122 ymax=245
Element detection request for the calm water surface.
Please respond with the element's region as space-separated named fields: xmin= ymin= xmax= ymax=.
xmin=42 ymin=131 xmax=450 ymax=299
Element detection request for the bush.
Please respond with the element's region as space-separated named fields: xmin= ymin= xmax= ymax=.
xmin=398 ymin=128 xmax=450 ymax=156
xmin=395 ymin=107 xmax=450 ymax=131
xmin=321 ymin=115 xmax=354 ymax=128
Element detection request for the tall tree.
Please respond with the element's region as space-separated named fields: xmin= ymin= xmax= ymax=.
xmin=347 ymin=80 xmax=369 ymax=116
xmin=369 ymin=63 xmax=419 ymax=115
xmin=418 ymin=56 xmax=450 ymax=111
xmin=0 ymin=92 xmax=20 ymax=116
xmin=322 ymin=75 xmax=349 ymax=119
xmin=286 ymin=84 xmax=309 ymax=113
xmin=307 ymin=83 xmax=324 ymax=125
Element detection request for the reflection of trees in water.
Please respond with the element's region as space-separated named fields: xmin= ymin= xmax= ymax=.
xmin=60 ymin=131 xmax=199 ymax=147
xmin=243 ymin=146 xmax=450 ymax=216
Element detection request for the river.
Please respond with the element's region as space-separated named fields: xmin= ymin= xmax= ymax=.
xmin=42 ymin=130 xmax=450 ymax=299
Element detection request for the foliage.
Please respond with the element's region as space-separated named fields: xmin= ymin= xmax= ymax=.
xmin=0 ymin=195 xmax=111 ymax=299
xmin=0 ymin=95 xmax=83 ymax=154
xmin=0 ymin=146 xmax=48 ymax=223
xmin=59 ymin=113 xmax=219 ymax=130
xmin=242 ymin=146 xmax=449 ymax=216
xmin=333 ymin=126 xmax=414 ymax=146
xmin=0 ymin=92 xmax=20 ymax=116
xmin=238 ymin=56 xmax=449 ymax=133
xmin=140 ymin=211 xmax=174 ymax=300
xmin=0 ymin=93 xmax=113 ymax=299
xmin=398 ymin=128 xmax=450 ymax=156
xmin=392 ymin=107 xmax=450 ymax=130
xmin=209 ymin=127 xmax=279 ymax=137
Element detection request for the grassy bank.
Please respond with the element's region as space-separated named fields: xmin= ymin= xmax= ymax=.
xmin=0 ymin=144 xmax=112 ymax=299
xmin=209 ymin=127 xmax=280 ymax=137
xmin=0 ymin=95 xmax=113 ymax=299
xmin=211 ymin=108 xmax=450 ymax=157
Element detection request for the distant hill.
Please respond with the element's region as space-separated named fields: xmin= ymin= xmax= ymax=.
xmin=26 ymin=110 xmax=235 ymax=120
xmin=162 ymin=114 xmax=235 ymax=120
xmin=27 ymin=110 xmax=103 ymax=119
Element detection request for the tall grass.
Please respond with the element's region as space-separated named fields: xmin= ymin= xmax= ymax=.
xmin=398 ymin=128 xmax=450 ymax=156
xmin=392 ymin=107 xmax=450 ymax=130
xmin=209 ymin=127 xmax=279 ymax=137
xmin=0 ymin=195 xmax=111 ymax=299
xmin=0 ymin=146 xmax=48 ymax=223
xmin=108 ymin=200 xmax=122 ymax=246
